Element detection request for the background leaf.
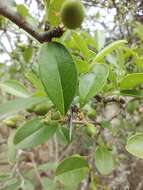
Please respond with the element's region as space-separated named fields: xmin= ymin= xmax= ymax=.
xmin=0 ymin=80 xmax=29 ymax=97
xmin=126 ymin=133 xmax=143 ymax=159
xmin=79 ymin=64 xmax=109 ymax=106
xmin=0 ymin=97 xmax=48 ymax=119
xmin=95 ymin=146 xmax=115 ymax=175
xmin=120 ymin=73 xmax=143 ymax=90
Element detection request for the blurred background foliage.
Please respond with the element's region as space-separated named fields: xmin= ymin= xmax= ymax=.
xmin=0 ymin=0 xmax=143 ymax=190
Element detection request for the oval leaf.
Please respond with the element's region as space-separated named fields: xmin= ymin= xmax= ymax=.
xmin=79 ymin=64 xmax=109 ymax=106
xmin=14 ymin=119 xmax=58 ymax=149
xmin=95 ymin=146 xmax=115 ymax=175
xmin=126 ymin=133 xmax=143 ymax=159
xmin=120 ymin=73 xmax=143 ymax=90
xmin=39 ymin=42 xmax=77 ymax=115
xmin=55 ymin=155 xmax=89 ymax=188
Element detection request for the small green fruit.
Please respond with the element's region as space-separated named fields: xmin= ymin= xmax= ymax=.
xmin=26 ymin=104 xmax=36 ymax=113
xmin=51 ymin=111 xmax=61 ymax=120
xmin=60 ymin=0 xmax=84 ymax=29
xmin=3 ymin=116 xmax=17 ymax=128
xmin=87 ymin=109 xmax=96 ymax=120
xmin=85 ymin=123 xmax=96 ymax=137
xmin=34 ymin=103 xmax=50 ymax=115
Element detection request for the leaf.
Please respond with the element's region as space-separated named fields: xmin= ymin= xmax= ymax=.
xmin=120 ymin=73 xmax=143 ymax=90
xmin=93 ymin=40 xmax=127 ymax=63
xmin=47 ymin=0 xmax=64 ymax=26
xmin=39 ymin=42 xmax=77 ymax=115
xmin=72 ymin=32 xmax=91 ymax=59
xmin=0 ymin=80 xmax=29 ymax=97
xmin=23 ymin=47 xmax=33 ymax=63
xmin=79 ymin=64 xmax=109 ymax=106
xmin=0 ymin=97 xmax=48 ymax=120
xmin=25 ymin=72 xmax=45 ymax=91
xmin=17 ymin=4 xmax=29 ymax=18
xmin=126 ymin=133 xmax=143 ymax=159
xmin=120 ymin=90 xmax=143 ymax=97
xmin=95 ymin=30 xmax=106 ymax=51
xmin=41 ymin=177 xmax=57 ymax=190
xmin=95 ymin=146 xmax=115 ymax=175
xmin=55 ymin=155 xmax=89 ymax=188
xmin=56 ymin=126 xmax=71 ymax=145
xmin=14 ymin=119 xmax=58 ymax=149
xmin=75 ymin=59 xmax=89 ymax=74
xmin=7 ymin=131 xmax=17 ymax=164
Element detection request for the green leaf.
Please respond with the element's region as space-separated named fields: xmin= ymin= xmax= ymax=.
xmin=47 ymin=0 xmax=64 ymax=26
xmin=120 ymin=90 xmax=143 ymax=97
xmin=23 ymin=47 xmax=33 ymax=63
xmin=25 ymin=72 xmax=45 ymax=92
xmin=126 ymin=133 xmax=143 ymax=159
xmin=42 ymin=177 xmax=57 ymax=190
xmin=95 ymin=146 xmax=115 ymax=175
xmin=39 ymin=42 xmax=77 ymax=115
xmin=0 ymin=97 xmax=48 ymax=120
xmin=14 ymin=118 xmax=58 ymax=149
xmin=56 ymin=126 xmax=71 ymax=145
xmin=79 ymin=64 xmax=109 ymax=106
xmin=120 ymin=73 xmax=143 ymax=90
xmin=75 ymin=59 xmax=89 ymax=74
xmin=93 ymin=40 xmax=127 ymax=63
xmin=17 ymin=4 xmax=29 ymax=18
xmin=55 ymin=155 xmax=89 ymax=188
xmin=7 ymin=130 xmax=17 ymax=164
xmin=0 ymin=80 xmax=29 ymax=97
xmin=95 ymin=30 xmax=106 ymax=51
xmin=72 ymin=32 xmax=91 ymax=59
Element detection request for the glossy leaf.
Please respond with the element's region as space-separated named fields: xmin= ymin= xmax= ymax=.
xmin=95 ymin=146 xmax=115 ymax=175
xmin=39 ymin=42 xmax=77 ymax=115
xmin=55 ymin=155 xmax=89 ymax=188
xmin=79 ymin=64 xmax=109 ymax=106
xmin=0 ymin=97 xmax=48 ymax=119
xmin=120 ymin=73 xmax=143 ymax=90
xmin=126 ymin=133 xmax=143 ymax=159
xmin=0 ymin=80 xmax=29 ymax=97
xmin=14 ymin=118 xmax=58 ymax=149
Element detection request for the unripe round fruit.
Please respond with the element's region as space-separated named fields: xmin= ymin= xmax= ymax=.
xmin=60 ymin=0 xmax=84 ymax=29
xmin=34 ymin=103 xmax=50 ymax=116
xmin=51 ymin=111 xmax=61 ymax=120
xmin=85 ymin=123 xmax=96 ymax=137
xmin=26 ymin=104 xmax=36 ymax=113
xmin=87 ymin=109 xmax=96 ymax=120
xmin=3 ymin=116 xmax=17 ymax=128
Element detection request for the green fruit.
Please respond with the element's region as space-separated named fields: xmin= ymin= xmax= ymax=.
xmin=60 ymin=0 xmax=84 ymax=29
xmin=87 ymin=109 xmax=96 ymax=120
xmin=26 ymin=104 xmax=36 ymax=113
xmin=3 ymin=116 xmax=17 ymax=128
xmin=85 ymin=124 xmax=96 ymax=137
xmin=34 ymin=103 xmax=50 ymax=115
xmin=51 ymin=111 xmax=61 ymax=120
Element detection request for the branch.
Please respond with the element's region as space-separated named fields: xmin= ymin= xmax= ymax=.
xmin=0 ymin=3 xmax=64 ymax=43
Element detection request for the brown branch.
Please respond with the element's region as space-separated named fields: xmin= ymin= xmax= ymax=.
xmin=0 ymin=3 xmax=64 ymax=43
